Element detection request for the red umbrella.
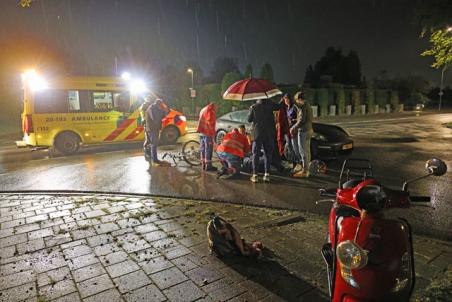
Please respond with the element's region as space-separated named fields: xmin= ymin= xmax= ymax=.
xmin=222 ymin=78 xmax=282 ymax=101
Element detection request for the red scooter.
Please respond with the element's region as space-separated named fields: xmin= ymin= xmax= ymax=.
xmin=319 ymin=158 xmax=447 ymax=302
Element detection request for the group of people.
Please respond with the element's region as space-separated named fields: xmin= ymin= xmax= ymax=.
xmin=140 ymin=91 xmax=313 ymax=182
xmin=196 ymin=91 xmax=314 ymax=182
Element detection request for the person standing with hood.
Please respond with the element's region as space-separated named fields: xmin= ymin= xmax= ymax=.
xmin=197 ymin=102 xmax=217 ymax=171
xmin=143 ymin=98 xmax=170 ymax=166
xmin=290 ymin=91 xmax=313 ymax=177
xmin=247 ymin=98 xmax=282 ymax=183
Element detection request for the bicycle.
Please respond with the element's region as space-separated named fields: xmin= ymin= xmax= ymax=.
xmin=161 ymin=139 xmax=220 ymax=167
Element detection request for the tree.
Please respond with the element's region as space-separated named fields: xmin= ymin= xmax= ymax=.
xmin=209 ymin=57 xmax=240 ymax=83
xmin=259 ymin=63 xmax=274 ymax=82
xmin=221 ymin=71 xmax=242 ymax=94
xmin=421 ymin=29 xmax=452 ymax=70
xmin=244 ymin=64 xmax=253 ymax=78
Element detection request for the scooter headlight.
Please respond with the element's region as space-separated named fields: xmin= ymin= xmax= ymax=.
xmin=337 ymin=240 xmax=368 ymax=269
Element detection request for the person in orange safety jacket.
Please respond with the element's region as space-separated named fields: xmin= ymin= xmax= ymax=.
xmin=216 ymin=125 xmax=251 ymax=179
xmin=197 ymin=102 xmax=217 ymax=171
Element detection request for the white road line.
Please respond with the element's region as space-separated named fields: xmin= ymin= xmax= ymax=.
xmin=332 ymin=116 xmax=417 ymax=125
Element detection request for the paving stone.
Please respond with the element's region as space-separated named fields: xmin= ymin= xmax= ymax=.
xmin=36 ymin=207 xmax=57 ymax=215
xmin=38 ymin=278 xmax=77 ymax=300
xmin=71 ymin=206 xmax=91 ymax=215
xmin=99 ymin=251 xmax=129 ymax=266
xmin=49 ymin=210 xmax=72 ymax=219
xmin=13 ymin=211 xmax=35 ymax=220
xmin=129 ymin=247 xmax=159 ymax=262
xmin=63 ymin=244 xmax=92 ymax=259
xmin=77 ymin=274 xmax=114 ymax=298
xmin=32 ymin=250 xmax=67 ymax=274
xmin=105 ymin=260 xmax=140 ymax=278
xmin=45 ymin=233 xmax=72 ymax=248
xmin=17 ymin=238 xmax=45 ymax=255
xmin=72 ymin=262 xmax=106 ymax=283
xmin=77 ymin=219 xmax=102 ymax=228
xmin=208 ymin=282 xmax=246 ymax=301
xmin=186 ymin=266 xmax=223 ymax=286
xmin=0 ymin=270 xmax=35 ymax=290
xmin=68 ymin=253 xmax=99 ymax=270
xmin=113 ymin=270 xmax=151 ymax=294
xmin=117 ymin=218 xmax=141 ymax=229
xmin=134 ymin=223 xmax=159 ymax=234
xmin=53 ymin=292 xmax=81 ymax=302
xmin=171 ymin=255 xmax=199 ymax=272
xmin=150 ymin=266 xmax=188 ymax=289
xmin=1 ymin=218 xmax=25 ymax=229
xmin=0 ymin=233 xmax=28 ymax=247
xmin=163 ymin=280 xmax=206 ymax=302
xmin=28 ymin=227 xmax=54 ymax=240
xmin=40 ymin=218 xmax=64 ymax=229
xmin=152 ymin=238 xmax=178 ymax=251
xmin=0 ymin=228 xmax=14 ymax=239
xmin=201 ymin=277 xmax=235 ymax=294
xmin=25 ymin=214 xmax=49 ymax=224
xmin=95 ymin=222 xmax=119 ymax=234
xmin=71 ymin=227 xmax=97 ymax=241
xmin=0 ymin=282 xmax=36 ymax=302
xmin=94 ymin=243 xmax=122 ymax=256
xmin=123 ymin=284 xmax=166 ymax=302
xmin=61 ymin=239 xmax=87 ymax=250
xmin=83 ymin=288 xmax=122 ymax=302
xmin=86 ymin=234 xmax=114 ymax=247
xmin=84 ymin=209 xmax=107 ymax=219
xmin=159 ymin=222 xmax=183 ymax=233
xmin=37 ymin=266 xmax=72 ymax=287
xmin=139 ymin=255 xmax=174 ymax=275
xmin=58 ymin=222 xmax=79 ymax=232
xmin=162 ymin=245 xmax=192 ymax=260
xmin=15 ymin=223 xmax=40 ymax=234
xmin=0 ymin=215 xmax=12 ymax=223
xmin=0 ymin=246 xmax=16 ymax=260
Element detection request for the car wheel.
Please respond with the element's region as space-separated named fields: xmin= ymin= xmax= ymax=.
xmin=54 ymin=132 xmax=81 ymax=155
xmin=160 ymin=126 xmax=180 ymax=145
xmin=215 ymin=130 xmax=227 ymax=144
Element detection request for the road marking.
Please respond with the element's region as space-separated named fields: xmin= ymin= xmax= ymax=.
xmin=332 ymin=116 xmax=416 ymax=125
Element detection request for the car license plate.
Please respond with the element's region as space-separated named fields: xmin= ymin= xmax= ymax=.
xmin=342 ymin=143 xmax=353 ymax=150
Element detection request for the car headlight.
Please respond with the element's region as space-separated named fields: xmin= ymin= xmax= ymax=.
xmin=179 ymin=115 xmax=187 ymax=122
xmin=313 ymin=132 xmax=327 ymax=142
xmin=340 ymin=266 xmax=360 ymax=289
xmin=391 ymin=252 xmax=411 ymax=292
xmin=337 ymin=240 xmax=368 ymax=269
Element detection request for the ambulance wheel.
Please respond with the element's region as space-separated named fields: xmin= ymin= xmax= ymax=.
xmin=161 ymin=126 xmax=179 ymax=145
xmin=54 ymin=132 xmax=81 ymax=155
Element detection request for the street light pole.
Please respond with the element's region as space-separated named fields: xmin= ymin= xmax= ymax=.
xmin=439 ymin=66 xmax=446 ymax=111
xmin=187 ymin=68 xmax=195 ymax=114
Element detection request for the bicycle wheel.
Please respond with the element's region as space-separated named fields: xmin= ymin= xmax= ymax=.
xmin=182 ymin=140 xmax=202 ymax=166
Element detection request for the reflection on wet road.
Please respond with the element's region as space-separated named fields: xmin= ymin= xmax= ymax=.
xmin=0 ymin=113 xmax=451 ymax=240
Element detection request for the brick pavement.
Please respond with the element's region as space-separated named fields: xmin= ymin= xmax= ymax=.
xmin=0 ymin=193 xmax=450 ymax=302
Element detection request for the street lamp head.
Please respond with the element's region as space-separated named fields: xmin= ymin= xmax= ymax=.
xmin=187 ymin=68 xmax=193 ymax=74
xmin=446 ymin=27 xmax=452 ymax=32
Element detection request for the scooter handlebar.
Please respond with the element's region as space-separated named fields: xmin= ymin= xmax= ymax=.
xmin=319 ymin=188 xmax=336 ymax=198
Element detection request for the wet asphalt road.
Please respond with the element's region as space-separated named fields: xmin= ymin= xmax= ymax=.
xmin=0 ymin=113 xmax=451 ymax=240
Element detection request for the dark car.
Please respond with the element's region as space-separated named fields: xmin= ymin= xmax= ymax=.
xmin=215 ymin=110 xmax=353 ymax=159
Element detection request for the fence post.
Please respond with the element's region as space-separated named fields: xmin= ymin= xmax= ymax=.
xmin=329 ymin=105 xmax=336 ymax=116
xmin=361 ymin=105 xmax=366 ymax=115
xmin=346 ymin=105 xmax=352 ymax=115
xmin=311 ymin=105 xmax=318 ymax=118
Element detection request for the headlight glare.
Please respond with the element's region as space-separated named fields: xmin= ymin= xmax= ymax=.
xmin=336 ymin=240 xmax=368 ymax=269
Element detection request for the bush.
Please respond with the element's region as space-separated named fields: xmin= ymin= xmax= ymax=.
xmin=335 ymin=88 xmax=346 ymax=115
xmin=365 ymin=89 xmax=376 ymax=113
xmin=390 ymin=90 xmax=400 ymax=110
xmin=351 ymin=90 xmax=361 ymax=114
xmin=316 ymin=88 xmax=329 ymax=117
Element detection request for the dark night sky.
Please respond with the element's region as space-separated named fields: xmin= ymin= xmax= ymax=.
xmin=0 ymin=0 xmax=445 ymax=85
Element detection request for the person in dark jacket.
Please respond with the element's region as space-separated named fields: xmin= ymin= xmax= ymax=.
xmin=144 ymin=98 xmax=170 ymax=166
xmin=247 ymin=98 xmax=282 ymax=183
xmin=290 ymin=92 xmax=313 ymax=177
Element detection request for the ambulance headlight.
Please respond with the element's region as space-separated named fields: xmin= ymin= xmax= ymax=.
xmin=179 ymin=115 xmax=187 ymax=122
xmin=129 ymin=79 xmax=148 ymax=94
xmin=22 ymin=70 xmax=48 ymax=91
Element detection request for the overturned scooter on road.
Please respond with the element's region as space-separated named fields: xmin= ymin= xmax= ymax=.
xmin=318 ymin=158 xmax=447 ymax=302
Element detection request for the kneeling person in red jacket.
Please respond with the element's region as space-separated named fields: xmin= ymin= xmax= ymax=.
xmin=216 ymin=125 xmax=251 ymax=178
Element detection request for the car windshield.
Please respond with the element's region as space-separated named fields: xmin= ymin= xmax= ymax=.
xmin=0 ymin=2 xmax=451 ymax=300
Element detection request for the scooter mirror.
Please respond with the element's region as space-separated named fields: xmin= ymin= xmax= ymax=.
xmin=426 ymin=158 xmax=447 ymax=176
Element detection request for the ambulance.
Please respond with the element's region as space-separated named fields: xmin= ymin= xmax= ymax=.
xmin=17 ymin=71 xmax=187 ymax=154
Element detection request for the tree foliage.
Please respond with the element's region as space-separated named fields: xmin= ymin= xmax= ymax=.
xmin=244 ymin=64 xmax=253 ymax=78
xmin=421 ymin=29 xmax=452 ymax=70
xmin=414 ymin=0 xmax=452 ymax=34
xmin=259 ymin=63 xmax=274 ymax=82
xmin=304 ymin=47 xmax=362 ymax=87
